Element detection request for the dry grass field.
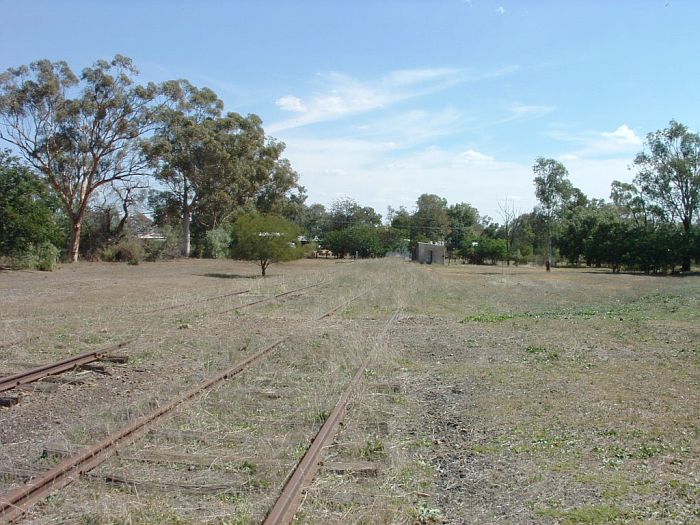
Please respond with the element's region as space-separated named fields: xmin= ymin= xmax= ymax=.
xmin=0 ymin=258 xmax=698 ymax=524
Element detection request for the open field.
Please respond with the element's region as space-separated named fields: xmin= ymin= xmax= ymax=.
xmin=0 ymin=258 xmax=698 ymax=524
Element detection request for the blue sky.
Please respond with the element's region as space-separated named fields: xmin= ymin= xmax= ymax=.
xmin=2 ymin=0 xmax=699 ymax=220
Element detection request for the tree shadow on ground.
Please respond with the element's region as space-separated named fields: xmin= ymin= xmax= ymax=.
xmin=201 ymin=273 xmax=262 ymax=279
xmin=580 ymin=270 xmax=700 ymax=278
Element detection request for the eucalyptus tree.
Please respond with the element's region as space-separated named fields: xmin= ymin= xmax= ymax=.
xmin=610 ymin=181 xmax=650 ymax=226
xmin=144 ymin=80 xmax=224 ymax=256
xmin=533 ymin=157 xmax=573 ymax=269
xmin=0 ymin=55 xmax=164 ymax=262
xmin=445 ymin=202 xmax=479 ymax=255
xmin=633 ymin=120 xmax=700 ymax=271
xmin=203 ymin=113 xmax=300 ymax=226
xmin=146 ymin=87 xmax=301 ymax=256
xmin=327 ymin=197 xmax=381 ymax=232
xmin=411 ymin=193 xmax=450 ymax=242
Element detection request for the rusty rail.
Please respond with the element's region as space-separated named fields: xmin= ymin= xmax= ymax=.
xmin=263 ymin=309 xmax=400 ymax=525
xmin=0 ymin=292 xmax=363 ymax=524
xmin=0 ymin=335 xmax=289 ymax=523
xmin=142 ymin=288 xmax=251 ymax=314
xmin=317 ymin=290 xmax=366 ymax=320
xmin=0 ymin=341 xmax=131 ymax=394
xmin=217 ymin=280 xmax=330 ymax=315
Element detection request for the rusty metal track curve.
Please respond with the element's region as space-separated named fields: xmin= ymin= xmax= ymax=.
xmin=0 ymin=291 xmax=364 ymax=524
xmin=263 ymin=309 xmax=401 ymax=525
xmin=0 ymin=341 xmax=131 ymax=394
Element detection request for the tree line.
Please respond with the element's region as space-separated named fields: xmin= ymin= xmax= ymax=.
xmin=1 ymin=56 xmax=698 ymax=274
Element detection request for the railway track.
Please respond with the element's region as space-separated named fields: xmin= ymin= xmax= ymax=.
xmin=263 ymin=309 xmax=400 ymax=524
xmin=140 ymin=287 xmax=251 ymax=314
xmin=0 ymin=341 xmax=130 ymax=394
xmin=0 ymin=289 xmax=368 ymax=524
xmin=0 ymin=279 xmax=330 ymax=402
xmin=0 ymin=277 xmax=330 ymax=350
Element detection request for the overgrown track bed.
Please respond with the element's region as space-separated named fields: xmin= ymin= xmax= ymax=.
xmin=0 ymin=259 xmax=336 ymax=355
xmin=263 ymin=310 xmax=400 ymax=524
xmin=0 ymin=262 xmax=368 ymax=523
xmin=1 ymin=259 xmax=698 ymax=524
xmin=0 ymin=276 xmax=332 ymax=410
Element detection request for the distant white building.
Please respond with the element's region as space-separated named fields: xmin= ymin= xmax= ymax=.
xmin=414 ymin=242 xmax=445 ymax=264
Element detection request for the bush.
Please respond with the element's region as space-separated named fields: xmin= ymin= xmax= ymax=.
xmin=35 ymin=242 xmax=60 ymax=271
xmin=324 ymin=225 xmax=385 ymax=258
xmin=100 ymin=236 xmax=145 ymax=262
xmin=0 ymin=151 xmax=64 ymax=258
xmin=204 ymin=227 xmax=231 ymax=259
xmin=144 ymin=225 xmax=182 ymax=261
xmin=5 ymin=242 xmax=60 ymax=271
xmin=460 ymin=237 xmax=507 ymax=264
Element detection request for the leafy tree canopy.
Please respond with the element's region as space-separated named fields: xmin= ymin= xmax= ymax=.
xmin=633 ymin=120 xmax=700 ymax=271
xmin=0 ymin=150 xmax=63 ymax=257
xmin=229 ymin=213 xmax=304 ymax=276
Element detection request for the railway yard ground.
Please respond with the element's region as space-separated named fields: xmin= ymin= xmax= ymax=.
xmin=0 ymin=258 xmax=698 ymax=524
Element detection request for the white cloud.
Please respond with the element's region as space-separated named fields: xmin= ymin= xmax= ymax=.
xmin=278 ymin=129 xmax=638 ymax=219
xmin=275 ymin=95 xmax=307 ymax=112
xmin=280 ymin=135 xmax=533 ymax=218
xmin=352 ymin=108 xmax=466 ymax=146
xmin=496 ymin=6 xmax=506 ymax=15
xmin=563 ymin=157 xmax=636 ymax=201
xmin=547 ymin=124 xmax=643 ymax=158
xmin=269 ymin=67 xmax=465 ymax=132
xmin=269 ymin=65 xmax=521 ymax=134
xmin=601 ymin=124 xmax=642 ymax=146
xmin=457 ymin=149 xmax=495 ymax=163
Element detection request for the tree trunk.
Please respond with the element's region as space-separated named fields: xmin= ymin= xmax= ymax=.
xmin=182 ymin=206 xmax=191 ymax=258
xmin=68 ymin=220 xmax=82 ymax=263
xmin=681 ymin=218 xmax=691 ymax=272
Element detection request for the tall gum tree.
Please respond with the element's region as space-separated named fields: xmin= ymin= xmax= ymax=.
xmin=144 ymin=80 xmax=225 ymax=257
xmin=145 ymin=87 xmax=301 ymax=257
xmin=633 ymin=120 xmax=700 ymax=271
xmin=0 ymin=55 xmax=165 ymax=262
xmin=533 ymin=157 xmax=573 ymax=270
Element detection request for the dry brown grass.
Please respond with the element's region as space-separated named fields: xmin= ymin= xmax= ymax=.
xmin=1 ymin=258 xmax=698 ymax=524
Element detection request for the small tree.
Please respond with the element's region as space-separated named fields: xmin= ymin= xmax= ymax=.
xmin=229 ymin=213 xmax=304 ymax=276
xmin=460 ymin=238 xmax=507 ymax=265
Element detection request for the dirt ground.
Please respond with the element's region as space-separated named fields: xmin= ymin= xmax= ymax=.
xmin=0 ymin=258 xmax=698 ymax=524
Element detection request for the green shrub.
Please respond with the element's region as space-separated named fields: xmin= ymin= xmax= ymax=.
xmin=100 ymin=236 xmax=144 ymax=262
xmin=6 ymin=242 xmax=60 ymax=271
xmin=204 ymin=227 xmax=231 ymax=259
xmin=35 ymin=242 xmax=60 ymax=271
xmin=144 ymin=225 xmax=182 ymax=261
